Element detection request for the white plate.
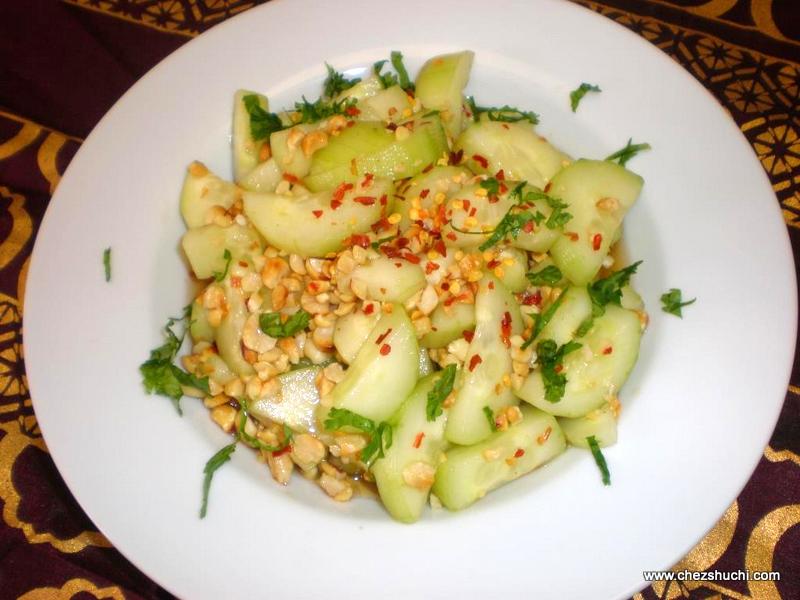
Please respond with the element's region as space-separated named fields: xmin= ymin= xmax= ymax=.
xmin=24 ymin=1 xmax=797 ymax=598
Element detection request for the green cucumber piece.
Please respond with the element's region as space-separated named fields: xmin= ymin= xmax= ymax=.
xmin=179 ymin=163 xmax=239 ymax=228
xmin=535 ymin=286 xmax=592 ymax=346
xmin=414 ymin=51 xmax=474 ymax=139
xmin=548 ymin=160 xmax=643 ymax=285
xmin=270 ymin=123 xmax=320 ymax=179
xmin=441 ymin=183 xmax=515 ymax=249
xmin=372 ymin=373 xmax=449 ymax=523
xmin=421 ymin=302 xmax=476 ymax=349
xmin=233 ymin=90 xmax=268 ymax=183
xmin=305 ymin=116 xmax=448 ymax=192
xmin=418 ymin=349 xmax=433 ymax=377
xmin=517 ymin=305 xmax=641 ymax=417
xmin=337 ymin=73 xmax=383 ymax=102
xmin=215 ymin=284 xmax=254 ymax=377
xmin=509 ymin=188 xmax=562 ymax=253
xmin=396 ymin=165 xmax=471 ymax=230
xmin=242 ymin=178 xmax=391 ymax=257
xmin=433 ymin=405 xmax=566 ymax=511
xmin=620 ymin=284 xmax=644 ymax=311
xmin=189 ymin=297 xmax=215 ymax=343
xmin=239 ymin=158 xmax=282 ymax=193
xmin=558 ymin=403 xmax=617 ymax=448
xmin=359 ymin=85 xmax=412 ymax=123
xmin=455 ymin=121 xmax=571 ymax=188
xmin=329 ymin=305 xmax=419 ymax=422
xmin=445 ymin=275 xmax=523 ymax=445
xmin=351 ymin=256 xmax=426 ymax=303
xmin=495 ymin=247 xmax=528 ymax=293
xmin=249 ymin=366 xmax=321 ymax=433
xmin=333 ymin=311 xmax=380 ymax=364
xmin=181 ymin=224 xmax=262 ymax=280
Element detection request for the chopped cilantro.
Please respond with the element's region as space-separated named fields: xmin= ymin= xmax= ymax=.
xmin=522 ymin=286 xmax=571 ymax=349
xmin=200 ymin=442 xmax=237 ymax=518
xmin=390 ymin=51 xmax=414 ymax=91
xmin=569 ymin=83 xmax=601 ymax=112
xmin=479 ymin=177 xmax=501 ymax=196
xmin=483 ymin=406 xmax=497 ymax=431
xmin=467 ymin=96 xmax=539 ymax=124
xmin=361 ymin=422 xmax=393 ymax=465
xmin=426 ymin=364 xmax=458 ymax=421
xmin=103 ymin=247 xmax=111 ymax=282
xmin=373 ymin=60 xmax=398 ymax=89
xmin=537 ymin=339 xmax=582 ymax=403
xmin=259 ymin=310 xmax=311 ymax=339
xmin=576 ymin=261 xmax=642 ymax=337
xmin=242 ymin=94 xmax=283 ymax=141
xmin=371 ymin=234 xmax=397 ymax=250
xmin=323 ymin=63 xmax=360 ymax=98
xmin=293 ymin=96 xmax=356 ymax=124
xmin=544 ymin=196 xmax=572 ymax=229
xmin=212 ymin=249 xmax=232 ymax=282
xmin=605 ymin=139 xmax=651 ymax=167
xmin=527 ymin=265 xmax=563 ymax=286
xmin=660 ymin=288 xmax=695 ymax=317
xmin=323 ymin=407 xmax=392 ymax=465
xmin=587 ymin=435 xmax=611 ymax=485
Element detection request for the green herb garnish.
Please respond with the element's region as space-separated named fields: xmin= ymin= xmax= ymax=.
xmin=212 ymin=249 xmax=232 ymax=282
xmin=660 ymin=288 xmax=695 ymax=317
xmin=569 ymin=83 xmax=601 ymax=112
xmin=200 ymin=442 xmax=237 ymax=518
xmin=373 ymin=60 xmax=398 ymax=89
xmin=467 ymin=97 xmax=539 ymax=124
xmin=480 ymin=177 xmax=501 ymax=196
xmin=537 ymin=339 xmax=582 ymax=403
xmin=522 ymin=286 xmax=570 ymax=349
xmin=575 ymin=260 xmax=642 ymax=337
xmin=139 ymin=308 xmax=209 ymax=415
xmin=478 ymin=212 xmax=538 ymax=251
xmin=103 ymin=247 xmax=111 ymax=282
xmin=544 ymin=196 xmax=572 ymax=229
xmin=323 ymin=63 xmax=360 ymax=98
xmin=243 ymin=94 xmax=283 ymax=141
xmin=605 ymin=139 xmax=651 ymax=167
xmin=371 ymin=234 xmax=398 ymax=250
xmin=527 ymin=265 xmax=563 ymax=286
xmin=323 ymin=407 xmax=392 ymax=465
xmin=237 ymin=397 xmax=293 ymax=452
xmin=390 ymin=51 xmax=414 ymax=91
xmin=259 ymin=310 xmax=311 ymax=339
xmin=586 ymin=435 xmax=611 ymax=485
xmin=426 ymin=364 xmax=457 ymax=421
xmin=483 ymin=406 xmax=497 ymax=431
xmin=293 ymin=96 xmax=356 ymax=124
xmin=361 ymin=422 xmax=393 ymax=465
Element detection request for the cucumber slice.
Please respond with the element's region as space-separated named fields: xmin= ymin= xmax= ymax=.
xmin=418 ymin=349 xmax=433 ymax=377
xmin=181 ymin=224 xmax=262 ymax=280
xmin=495 ymin=247 xmax=528 ymax=293
xmin=455 ymin=121 xmax=570 ymax=188
xmin=242 ymin=178 xmax=391 ymax=257
xmin=329 ymin=305 xmax=419 ymax=422
xmin=445 ymin=275 xmax=523 ymax=445
xmin=179 ymin=163 xmax=239 ymax=228
xmin=509 ymin=188 xmax=562 ymax=253
xmin=305 ymin=116 xmax=448 ymax=192
xmin=351 ymin=256 xmax=426 ymax=303
xmin=441 ymin=183 xmax=515 ymax=249
xmin=548 ymin=160 xmax=643 ymax=285
xmin=558 ymin=403 xmax=617 ymax=448
xmin=189 ymin=297 xmax=215 ymax=343
xmin=535 ymin=287 xmax=592 ymax=346
xmin=337 ymin=73 xmax=383 ymax=103
xmin=620 ymin=284 xmax=644 ymax=311
xmin=270 ymin=123 xmax=320 ymax=179
xmin=239 ymin=158 xmax=282 ymax=193
xmin=396 ymin=165 xmax=471 ymax=230
xmin=333 ymin=311 xmax=380 ymax=364
xmin=233 ymin=90 xmax=268 ymax=183
xmin=372 ymin=373 xmax=449 ymax=523
xmin=421 ymin=302 xmax=476 ymax=349
xmin=433 ymin=405 xmax=566 ymax=511
xmin=215 ymin=284 xmax=254 ymax=377
xmin=414 ymin=51 xmax=474 ymax=139
xmin=517 ymin=305 xmax=641 ymax=417
xmin=359 ymin=85 xmax=412 ymax=123
xmin=249 ymin=366 xmax=321 ymax=433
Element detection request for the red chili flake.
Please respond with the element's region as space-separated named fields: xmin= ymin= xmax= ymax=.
xmin=394 ymin=262 xmax=402 ymax=268
xmin=566 ymin=232 xmax=579 ymax=242
xmin=487 ymin=259 xmax=501 ymax=269
xmin=522 ymin=221 xmax=534 ymax=234
xmin=346 ymin=234 xmax=370 ymax=248
xmin=433 ymin=239 xmax=447 ymax=257
xmin=396 ymin=237 xmax=410 ymax=248
xmin=501 ymin=123 xmax=510 ymax=130
xmin=521 ymin=290 xmax=542 ymax=306
xmin=364 ymin=303 xmax=375 ymax=315
xmin=469 ymin=207 xmax=477 ymax=217
xmin=488 ymin=281 xmax=495 ymax=290
xmin=346 ymin=120 xmax=356 ymax=128
xmin=592 ymin=233 xmax=603 ymax=251
xmin=272 ymin=445 xmax=292 ymax=457
xmin=362 ymin=173 xmax=374 ymax=186
xmin=468 ymin=354 xmax=483 ymax=372
xmin=448 ymin=149 xmax=464 ymax=165
xmin=472 ymin=154 xmax=488 ymax=168
xmin=495 ymin=169 xmax=505 ymax=180
xmin=354 ymin=196 xmax=376 ymax=205
xmin=412 ymin=432 xmax=425 ymax=449
xmin=514 ymin=448 xmax=525 ymax=458
xmin=500 ymin=311 xmax=512 ymax=348
xmin=371 ymin=217 xmax=392 ymax=233
xmin=380 ymin=343 xmax=392 ymax=356
xmin=230 ymin=276 xmax=242 ymax=288
xmin=425 ymin=261 xmax=440 ymax=274
xmin=543 ymin=182 xmax=552 ymax=193
xmin=554 ymin=364 xmax=564 ymax=374
xmin=312 ymin=210 xmax=323 ymax=218
xmin=331 ymin=182 xmax=353 ymax=208
xmin=421 ymin=163 xmax=434 ymax=174
xmin=375 ymin=328 xmax=394 ymax=345
xmin=420 ymin=188 xmax=430 ymax=199
xmin=463 ymin=329 xmax=475 ymax=342
xmin=331 ymin=198 xmax=342 ymax=210
xmin=446 ymin=232 xmax=458 ymax=241
xmin=463 ymin=199 xmax=471 ymax=212
xmin=380 ymin=194 xmax=388 ymax=206
xmin=382 ymin=245 xmax=402 ymax=258
xmin=282 ymin=173 xmax=300 ymax=184
xmin=345 ymin=105 xmax=361 ymax=116
xmin=386 ymin=122 xmax=398 ymax=132
xmin=499 ymin=183 xmax=508 ymax=195
xmin=402 ymin=252 xmax=421 ymax=264
xmin=603 ymin=346 xmax=613 ymax=355
xmin=441 ymin=282 xmax=450 ymax=291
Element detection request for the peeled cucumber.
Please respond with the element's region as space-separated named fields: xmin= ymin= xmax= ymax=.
xmin=351 ymin=256 xmax=426 ymax=303
xmin=359 ymin=85 xmax=412 ymax=123
xmin=189 ymin=297 xmax=215 ymax=343
xmin=558 ymin=402 xmax=617 ymax=448
xmin=333 ymin=311 xmax=380 ymax=364
xmin=433 ymin=405 xmax=566 ymax=511
xmin=414 ymin=51 xmax=474 ymax=139
xmin=215 ymin=284 xmax=254 ymax=377
xmin=421 ymin=302 xmax=476 ymax=349
xmin=239 ymin=158 xmax=282 ymax=193
xmin=396 ymin=165 xmax=471 ymax=230
xmin=181 ymin=224 xmax=262 ymax=280
xmin=441 ymin=183 xmax=515 ymax=249
xmin=179 ymin=163 xmax=239 ymax=228
xmin=249 ymin=366 xmax=321 ymax=433
xmin=270 ymin=123 xmax=320 ymax=179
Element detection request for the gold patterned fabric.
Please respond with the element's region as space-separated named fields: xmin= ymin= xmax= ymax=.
xmin=0 ymin=1 xmax=797 ymax=598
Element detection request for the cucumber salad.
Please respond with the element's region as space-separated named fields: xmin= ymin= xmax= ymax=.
xmin=142 ymin=51 xmax=650 ymax=523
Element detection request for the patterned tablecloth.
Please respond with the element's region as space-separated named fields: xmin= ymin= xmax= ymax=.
xmin=0 ymin=1 xmax=798 ymax=598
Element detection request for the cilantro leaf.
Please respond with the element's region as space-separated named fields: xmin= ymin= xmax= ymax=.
xmin=259 ymin=310 xmax=311 ymax=339
xmin=576 ymin=261 xmax=642 ymax=336
xmin=373 ymin=60 xmax=398 ymax=89
xmin=324 ymin=407 xmax=376 ymax=433
xmin=426 ymin=364 xmax=457 ymax=421
xmin=478 ymin=212 xmax=537 ymax=251
xmin=361 ymin=422 xmax=393 ymax=465
xmin=479 ymin=177 xmax=501 ymax=196
xmin=371 ymin=234 xmax=398 ymax=250
xmin=605 ymin=139 xmax=651 ymax=167
xmin=171 ymin=365 xmax=210 ymax=395
xmin=537 ymin=339 xmax=582 ymax=403
xmin=323 ymin=63 xmax=360 ymax=98
xmin=293 ymin=96 xmax=356 ymax=124
xmin=526 ymin=265 xmax=563 ymax=286
xmin=660 ymin=288 xmax=696 ymax=317
xmin=390 ymin=51 xmax=414 ymax=91
xmin=587 ymin=435 xmax=611 ymax=485
xmin=544 ymin=196 xmax=572 ymax=229
xmin=200 ymin=442 xmax=237 ymax=518
xmin=103 ymin=247 xmax=111 ymax=282
xmin=212 ymin=249 xmax=232 ymax=282
xmin=243 ymin=94 xmax=284 ymax=141
xmin=522 ymin=286 xmax=570 ymax=349
xmin=569 ymin=83 xmax=601 ymax=112
xmin=467 ymin=96 xmax=539 ymax=124
xmin=483 ymin=406 xmax=497 ymax=431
